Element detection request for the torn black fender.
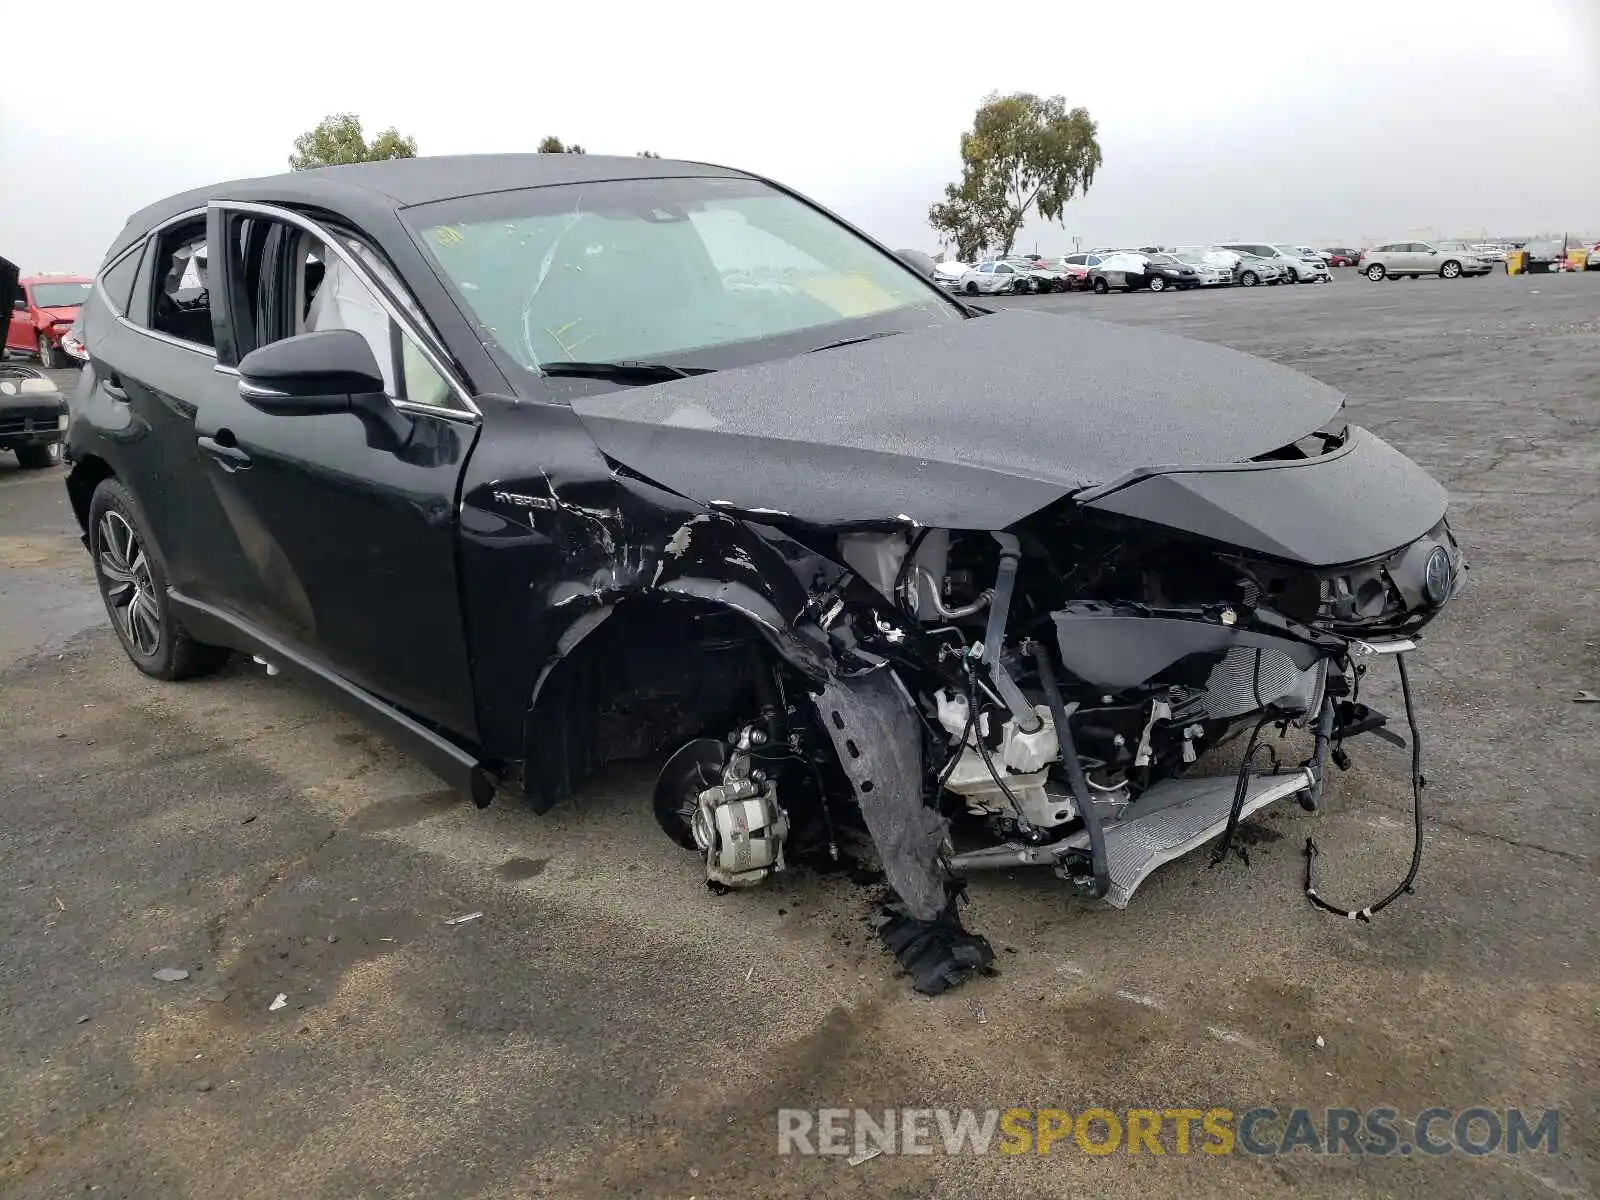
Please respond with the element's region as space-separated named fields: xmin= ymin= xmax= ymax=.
xmin=488 ymin=479 xmax=841 ymax=809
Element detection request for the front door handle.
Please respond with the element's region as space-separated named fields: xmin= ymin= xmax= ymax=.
xmin=197 ymin=434 xmax=252 ymax=472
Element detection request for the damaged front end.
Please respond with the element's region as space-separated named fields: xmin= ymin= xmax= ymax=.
xmin=636 ymin=421 xmax=1464 ymax=993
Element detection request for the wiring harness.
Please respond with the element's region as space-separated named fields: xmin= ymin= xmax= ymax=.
xmin=1303 ymin=653 xmax=1426 ymax=921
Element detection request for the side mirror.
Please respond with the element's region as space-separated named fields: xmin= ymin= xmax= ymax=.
xmin=237 ymin=328 xmax=385 ymax=414
xmin=13 ymin=299 xmax=26 ymax=310
xmin=894 ymin=248 xmax=937 ymax=279
xmin=237 ymin=328 xmax=413 ymax=452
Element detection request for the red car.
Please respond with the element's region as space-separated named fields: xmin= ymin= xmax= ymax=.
xmin=1040 ymin=257 xmax=1091 ymax=290
xmin=6 ymin=274 xmax=92 ymax=369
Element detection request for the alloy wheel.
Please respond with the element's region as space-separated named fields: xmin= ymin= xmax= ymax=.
xmin=37 ymin=333 xmax=56 ymax=370
xmin=1366 ymin=265 xmax=1385 ymax=280
xmin=1441 ymin=261 xmax=1461 ymax=279
xmin=97 ymin=510 xmax=161 ymax=656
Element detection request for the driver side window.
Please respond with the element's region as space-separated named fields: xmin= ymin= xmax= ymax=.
xmin=224 ymin=213 xmax=457 ymax=410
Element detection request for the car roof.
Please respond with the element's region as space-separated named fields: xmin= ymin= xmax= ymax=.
xmin=106 ymin=153 xmax=751 ymax=264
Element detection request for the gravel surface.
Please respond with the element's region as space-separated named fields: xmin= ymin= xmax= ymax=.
xmin=1 ymin=269 xmax=1595 ymax=1198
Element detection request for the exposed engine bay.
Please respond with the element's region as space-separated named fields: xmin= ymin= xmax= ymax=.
xmin=509 ymin=311 xmax=1473 ymax=994
xmin=646 ymin=449 xmax=1463 ymax=993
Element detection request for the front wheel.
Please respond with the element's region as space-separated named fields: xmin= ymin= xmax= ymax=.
xmin=87 ymin=478 xmax=229 ymax=680
xmin=37 ymin=334 xmax=57 ymax=369
xmin=1092 ymin=277 xmax=1109 ymax=294
xmin=964 ymin=281 xmax=978 ymax=295
xmin=1148 ymin=275 xmax=1167 ymax=292
xmin=1440 ymin=260 xmax=1461 ymax=279
xmin=14 ymin=442 xmax=61 ymax=470
xmin=1366 ymin=264 xmax=1386 ymax=280
xmin=1240 ymin=271 xmax=1259 ymax=287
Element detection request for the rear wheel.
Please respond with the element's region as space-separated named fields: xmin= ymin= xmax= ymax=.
xmin=1240 ymin=270 xmax=1259 ymax=287
xmin=36 ymin=334 xmax=56 ymax=369
xmin=14 ymin=443 xmax=61 ymax=470
xmin=87 ymin=478 xmax=229 ymax=680
xmin=1148 ymin=275 xmax=1167 ymax=292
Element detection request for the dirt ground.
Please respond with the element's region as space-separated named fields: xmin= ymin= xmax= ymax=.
xmin=1 ymin=269 xmax=1595 ymax=1199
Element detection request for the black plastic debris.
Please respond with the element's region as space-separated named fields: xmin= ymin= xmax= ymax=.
xmin=870 ymin=894 xmax=995 ymax=995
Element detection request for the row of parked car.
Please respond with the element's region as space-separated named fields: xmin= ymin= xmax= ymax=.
xmin=933 ymin=237 xmax=1599 ymax=296
xmin=936 ymin=243 xmax=1338 ymax=296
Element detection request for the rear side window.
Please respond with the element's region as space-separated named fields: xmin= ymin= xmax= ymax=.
xmin=98 ymin=243 xmax=145 ymax=316
xmin=146 ymin=220 xmax=214 ymax=349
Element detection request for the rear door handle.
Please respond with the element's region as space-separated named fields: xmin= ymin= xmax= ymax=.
xmin=197 ymin=434 xmax=252 ymax=471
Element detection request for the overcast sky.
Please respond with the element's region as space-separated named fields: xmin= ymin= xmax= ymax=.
xmin=3 ymin=0 xmax=1595 ymax=273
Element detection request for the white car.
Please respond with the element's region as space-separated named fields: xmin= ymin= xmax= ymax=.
xmin=1360 ymin=241 xmax=1492 ymax=281
xmin=1275 ymin=246 xmax=1331 ymax=283
xmin=1220 ymin=243 xmax=1328 ymax=283
xmin=1171 ymin=247 xmax=1237 ymax=286
xmin=933 ymin=260 xmax=968 ymax=290
xmin=1436 ymin=240 xmax=1504 ymax=267
xmin=954 ymin=260 xmax=1032 ymax=296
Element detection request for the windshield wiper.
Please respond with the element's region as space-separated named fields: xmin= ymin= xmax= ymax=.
xmin=807 ymin=330 xmax=903 ymax=354
xmin=539 ymin=360 xmax=714 ymax=382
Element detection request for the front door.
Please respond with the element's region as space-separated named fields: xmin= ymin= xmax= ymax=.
xmin=8 ymin=288 xmax=32 ymax=354
xmin=194 ymin=202 xmax=481 ymax=738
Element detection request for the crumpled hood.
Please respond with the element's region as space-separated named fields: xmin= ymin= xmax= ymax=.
xmin=571 ymin=308 xmax=1345 ymax=528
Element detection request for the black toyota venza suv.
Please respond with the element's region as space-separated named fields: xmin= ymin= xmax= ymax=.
xmin=65 ymin=155 xmax=1463 ymax=992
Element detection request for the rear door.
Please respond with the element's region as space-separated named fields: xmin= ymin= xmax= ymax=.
xmin=197 ymin=201 xmax=481 ymax=737
xmin=84 ymin=215 xmax=260 ymax=610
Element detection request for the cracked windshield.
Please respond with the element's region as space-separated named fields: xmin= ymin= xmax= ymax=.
xmin=407 ymin=176 xmax=961 ymax=370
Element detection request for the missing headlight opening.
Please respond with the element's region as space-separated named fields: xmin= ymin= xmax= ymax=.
xmin=616 ymin=487 xmax=1461 ymax=995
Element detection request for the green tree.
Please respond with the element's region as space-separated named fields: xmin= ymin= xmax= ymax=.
xmin=637 ymin=150 xmax=661 ymax=158
xmin=929 ymin=92 xmax=1101 ymax=257
xmin=537 ymin=136 xmax=587 ymax=154
xmin=928 ymin=177 xmax=1003 ymax=262
xmin=288 ymin=113 xmax=417 ymax=171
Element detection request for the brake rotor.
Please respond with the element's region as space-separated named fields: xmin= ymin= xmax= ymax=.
xmin=652 ymin=737 xmax=728 ymax=850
